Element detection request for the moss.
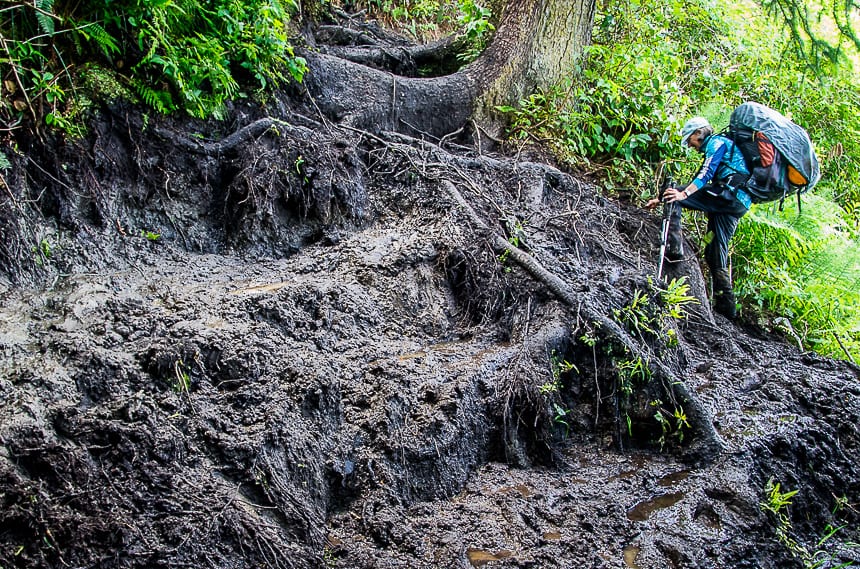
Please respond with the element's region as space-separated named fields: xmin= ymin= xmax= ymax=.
xmin=79 ymin=64 xmax=137 ymax=103
xmin=50 ymin=65 xmax=139 ymax=140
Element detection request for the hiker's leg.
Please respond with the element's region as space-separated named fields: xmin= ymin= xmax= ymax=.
xmin=681 ymin=185 xmax=748 ymax=218
xmin=681 ymin=186 xmax=748 ymax=317
xmin=669 ymin=188 xmax=731 ymax=264
xmin=704 ymin=212 xmax=742 ymax=319
xmin=704 ymin=213 xmax=740 ymax=270
xmin=711 ymin=267 xmax=737 ymax=319
xmin=673 ymin=189 xmax=718 ymax=262
xmin=665 ymin=203 xmax=684 ymax=261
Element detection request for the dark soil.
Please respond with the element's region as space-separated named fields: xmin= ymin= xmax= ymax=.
xmin=1 ymin=13 xmax=859 ymax=569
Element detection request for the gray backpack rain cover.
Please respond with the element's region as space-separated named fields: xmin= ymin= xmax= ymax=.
xmin=730 ymin=101 xmax=821 ymax=190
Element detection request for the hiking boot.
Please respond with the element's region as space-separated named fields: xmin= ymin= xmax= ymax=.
xmin=665 ymin=230 xmax=684 ymax=261
xmin=713 ymin=289 xmax=737 ymax=320
xmin=711 ymin=268 xmax=737 ymax=319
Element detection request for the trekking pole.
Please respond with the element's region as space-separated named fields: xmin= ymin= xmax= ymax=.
xmin=655 ymin=175 xmax=680 ymax=281
xmin=656 ymin=201 xmax=672 ymax=281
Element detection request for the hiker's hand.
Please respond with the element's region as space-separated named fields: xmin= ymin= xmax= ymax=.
xmin=662 ymin=186 xmax=687 ymax=203
xmin=645 ymin=198 xmax=660 ymax=209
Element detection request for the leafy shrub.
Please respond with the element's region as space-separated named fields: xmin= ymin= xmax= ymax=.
xmin=734 ymin=196 xmax=860 ymax=362
xmin=347 ymin=0 xmax=493 ymax=58
xmin=347 ymin=0 xmax=460 ymax=39
xmin=455 ymin=0 xmax=494 ymax=63
xmin=498 ymin=1 xmax=709 ymax=192
xmin=0 ymin=0 xmax=307 ymax=127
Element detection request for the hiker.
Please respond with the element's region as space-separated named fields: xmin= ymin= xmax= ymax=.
xmin=646 ymin=116 xmax=753 ymax=319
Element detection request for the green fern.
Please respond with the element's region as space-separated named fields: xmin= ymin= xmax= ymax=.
xmin=133 ymin=81 xmax=174 ymax=114
xmin=734 ymin=195 xmax=860 ymax=362
xmin=35 ymin=0 xmax=55 ymax=35
xmin=74 ymin=21 xmax=120 ymax=57
xmin=2 ymin=0 xmax=306 ymax=126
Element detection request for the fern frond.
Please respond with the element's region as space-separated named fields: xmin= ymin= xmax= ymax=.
xmin=133 ymin=81 xmax=174 ymax=114
xmin=34 ymin=0 xmax=56 ymax=36
xmin=67 ymin=20 xmax=121 ymax=58
xmin=83 ymin=22 xmax=120 ymax=56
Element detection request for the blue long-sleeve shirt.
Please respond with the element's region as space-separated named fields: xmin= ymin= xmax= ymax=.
xmin=691 ymin=134 xmax=749 ymax=190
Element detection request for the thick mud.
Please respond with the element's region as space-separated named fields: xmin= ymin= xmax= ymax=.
xmin=1 ymin=13 xmax=860 ymax=569
xmin=1 ymin=103 xmax=859 ymax=568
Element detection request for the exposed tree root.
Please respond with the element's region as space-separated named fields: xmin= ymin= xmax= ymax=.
xmin=153 ymin=118 xmax=317 ymax=155
xmin=317 ymin=33 xmax=464 ymax=75
xmin=438 ymin=178 xmax=724 ymax=465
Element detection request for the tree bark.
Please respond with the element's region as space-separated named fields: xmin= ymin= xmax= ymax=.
xmin=467 ymin=0 xmax=595 ymax=136
xmin=301 ymin=0 xmax=595 ymax=140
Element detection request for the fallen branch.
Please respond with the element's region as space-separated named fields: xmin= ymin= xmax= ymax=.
xmin=439 ymin=179 xmax=724 ymax=464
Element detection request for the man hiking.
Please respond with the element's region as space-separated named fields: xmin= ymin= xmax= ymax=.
xmin=646 ymin=116 xmax=753 ymax=320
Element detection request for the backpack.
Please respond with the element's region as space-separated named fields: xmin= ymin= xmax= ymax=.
xmin=727 ymin=102 xmax=821 ymax=208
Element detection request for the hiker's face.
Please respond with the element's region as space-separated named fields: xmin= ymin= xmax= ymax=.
xmin=687 ymin=130 xmax=704 ymax=150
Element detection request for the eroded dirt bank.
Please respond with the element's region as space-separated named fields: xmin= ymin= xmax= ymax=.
xmin=1 ymin=94 xmax=859 ymax=568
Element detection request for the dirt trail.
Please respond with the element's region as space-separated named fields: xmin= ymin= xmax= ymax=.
xmin=1 ymin=12 xmax=859 ymax=567
xmin=1 ymin=103 xmax=859 ymax=568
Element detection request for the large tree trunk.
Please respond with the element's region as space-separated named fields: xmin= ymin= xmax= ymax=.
xmin=468 ymin=0 xmax=595 ymax=134
xmin=301 ymin=0 xmax=595 ymax=140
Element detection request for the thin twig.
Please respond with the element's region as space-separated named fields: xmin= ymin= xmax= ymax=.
xmin=832 ymin=331 xmax=857 ymax=365
xmin=0 ymin=171 xmax=22 ymax=211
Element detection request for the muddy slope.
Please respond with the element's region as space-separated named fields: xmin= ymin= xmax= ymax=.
xmin=1 ymin=51 xmax=859 ymax=569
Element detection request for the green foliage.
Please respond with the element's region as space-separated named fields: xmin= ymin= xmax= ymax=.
xmin=760 ymin=478 xmax=797 ymax=526
xmin=497 ymin=218 xmax=524 ymax=270
xmin=761 ymin=479 xmax=858 ymax=568
xmin=172 ymin=359 xmax=191 ymax=393
xmin=787 ymin=78 xmax=860 ymax=230
xmin=538 ymin=350 xmax=577 ymax=438
xmin=541 ymin=349 xmax=576 ymax=395
xmin=498 ymin=1 xmax=703 ymax=192
xmin=347 ymin=0 xmax=492 ymax=58
xmin=613 ymin=288 xmax=660 ymax=339
xmin=615 ymin=355 xmax=650 ymax=397
xmin=651 ymin=399 xmax=690 ymax=449
xmin=35 ymin=0 xmax=57 ymax=35
xmin=455 ymin=0 xmax=494 ymax=63
xmin=32 ymin=238 xmax=52 ymax=266
xmin=733 ymin=195 xmax=860 ymax=362
xmin=72 ymin=21 xmax=121 ymax=58
xmin=612 ymin=279 xmax=693 ymax=349
xmin=0 ymin=0 xmax=307 ymax=127
xmin=350 ymin=0 xmax=460 ymax=39
xmin=122 ymin=0 xmax=307 ymax=118
xmin=134 ymin=81 xmax=175 ymax=115
xmin=552 ymin=403 xmax=570 ymax=437
xmin=605 ymin=280 xmax=699 ymax=449
xmin=659 ymin=276 xmax=699 ymax=320
xmin=757 ymin=0 xmax=859 ymax=71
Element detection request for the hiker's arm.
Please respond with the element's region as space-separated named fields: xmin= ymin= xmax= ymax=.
xmin=663 ymin=141 xmax=731 ymax=203
xmin=690 ymin=141 xmax=728 ymax=189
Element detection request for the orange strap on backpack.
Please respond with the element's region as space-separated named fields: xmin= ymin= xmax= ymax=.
xmin=755 ymin=131 xmax=775 ymax=167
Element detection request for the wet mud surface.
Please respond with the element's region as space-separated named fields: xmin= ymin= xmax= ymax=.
xmin=1 ymin=24 xmax=859 ymax=569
